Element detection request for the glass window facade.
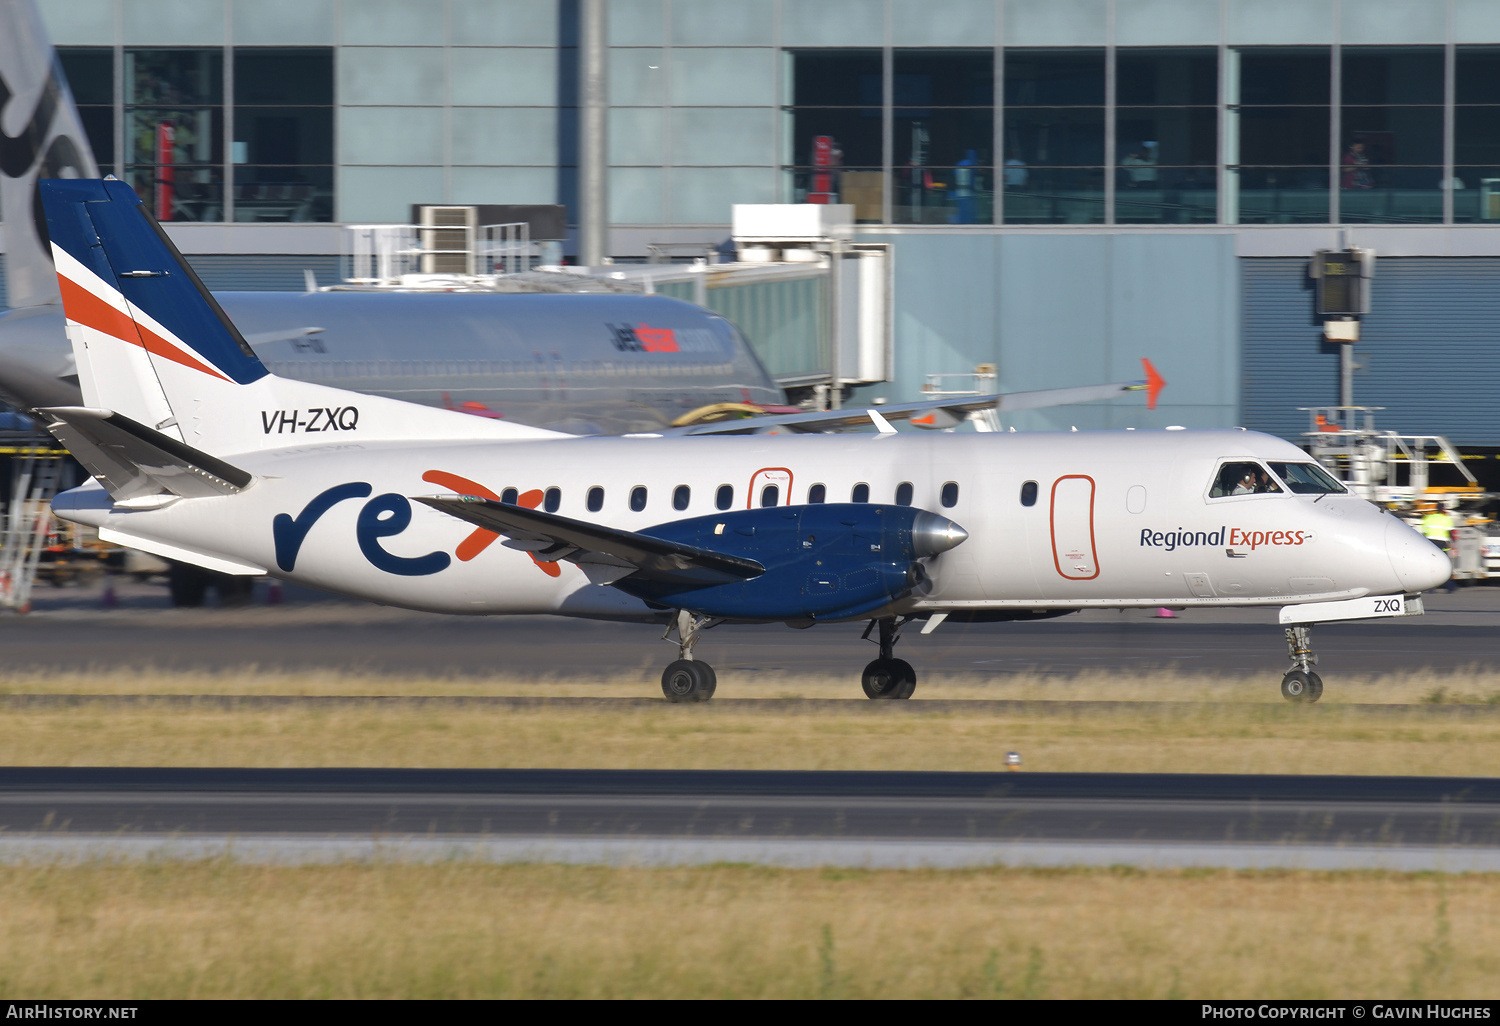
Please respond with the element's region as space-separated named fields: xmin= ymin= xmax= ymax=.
xmin=1114 ymin=48 xmax=1217 ymax=224
xmin=125 ymin=49 xmax=224 ymax=221
xmin=1003 ymin=49 xmax=1105 ymax=223
xmin=233 ymin=49 xmax=335 ymax=222
xmin=892 ymin=49 xmax=993 ymax=224
xmin=1454 ymin=47 xmax=1500 ymax=223
xmin=1230 ymin=48 xmax=1331 ymax=224
xmin=56 ymin=48 xmax=114 ymax=168
xmin=1339 ymin=47 xmax=1443 ymax=224
xmin=54 ymin=46 xmax=333 ymax=223
xmin=785 ymin=50 xmax=884 ymax=222
xmin=776 ymin=42 xmax=1500 ymax=226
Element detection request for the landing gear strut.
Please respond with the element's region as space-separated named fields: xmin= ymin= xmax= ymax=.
xmin=861 ymin=617 xmax=917 ymax=700
xmin=660 ymin=609 xmax=720 ymax=703
xmin=1281 ymin=624 xmax=1324 ymax=703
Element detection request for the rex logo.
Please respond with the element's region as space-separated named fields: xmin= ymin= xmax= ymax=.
xmin=272 ymin=470 xmax=565 ymax=579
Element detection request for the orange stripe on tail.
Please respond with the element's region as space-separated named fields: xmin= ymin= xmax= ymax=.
xmin=58 ymin=274 xmax=231 ymax=381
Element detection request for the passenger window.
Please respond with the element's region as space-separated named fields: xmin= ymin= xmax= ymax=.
xmin=1020 ymin=481 xmax=1037 ymax=507
xmin=808 ymin=483 xmax=827 ymax=504
xmin=941 ymin=481 xmax=959 ymax=508
xmin=895 ymin=482 xmax=914 ymax=506
xmin=1211 ymin=462 xmax=1283 ymax=498
xmin=630 ymin=486 xmax=647 ymax=511
xmin=715 ymin=484 xmax=733 ymax=510
xmin=852 ymin=483 xmax=870 ymax=503
xmin=673 ymin=485 xmax=690 ymax=511
xmin=544 ymin=487 xmax=561 ymax=513
xmin=587 ymin=486 xmax=604 ymax=513
xmin=501 ymin=487 xmax=518 ymax=505
xmin=761 ymin=484 xmax=780 ymax=507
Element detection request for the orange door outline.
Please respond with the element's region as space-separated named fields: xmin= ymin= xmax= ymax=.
xmin=1050 ymin=474 xmax=1100 ymax=581
xmin=747 ymin=467 xmax=793 ymax=508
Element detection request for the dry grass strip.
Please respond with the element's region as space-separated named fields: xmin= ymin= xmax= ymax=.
xmin=4 ymin=695 xmax=1500 ymax=775
xmin=0 ymin=862 xmax=1496 ymax=999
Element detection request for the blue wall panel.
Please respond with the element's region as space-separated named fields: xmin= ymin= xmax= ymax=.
xmin=865 ymin=231 xmax=1240 ymax=432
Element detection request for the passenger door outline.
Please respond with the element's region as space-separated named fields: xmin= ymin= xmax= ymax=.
xmin=747 ymin=467 xmax=792 ymax=508
xmin=1050 ymin=474 xmax=1099 ymax=581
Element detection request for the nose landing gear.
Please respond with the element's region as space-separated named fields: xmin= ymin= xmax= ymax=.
xmin=1281 ymin=625 xmax=1324 ymax=703
xmin=861 ymin=617 xmax=917 ymax=699
xmin=660 ymin=609 xmax=721 ymax=703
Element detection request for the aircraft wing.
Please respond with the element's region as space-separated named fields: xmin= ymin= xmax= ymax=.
xmin=38 ymin=406 xmax=252 ymax=502
xmin=416 ymin=495 xmax=765 ymax=585
xmin=663 ymin=359 xmax=1167 ymax=436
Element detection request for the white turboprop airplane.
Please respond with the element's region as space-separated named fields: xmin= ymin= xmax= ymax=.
xmin=37 ymin=179 xmax=1451 ymax=703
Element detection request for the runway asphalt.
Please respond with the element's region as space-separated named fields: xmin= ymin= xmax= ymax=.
xmin=4 ymin=769 xmax=1499 ymax=862
xmin=4 ymin=579 xmax=1500 ymax=680
xmin=7 ymin=587 xmax=1499 ymax=869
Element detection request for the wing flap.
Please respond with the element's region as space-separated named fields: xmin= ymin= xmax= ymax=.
xmin=416 ymin=496 xmax=765 ymax=584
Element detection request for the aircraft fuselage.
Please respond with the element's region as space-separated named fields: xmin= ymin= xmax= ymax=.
xmin=54 ymin=429 xmax=1446 ymax=621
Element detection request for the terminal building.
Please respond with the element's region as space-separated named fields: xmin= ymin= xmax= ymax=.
xmin=9 ymin=0 xmax=1500 ymax=444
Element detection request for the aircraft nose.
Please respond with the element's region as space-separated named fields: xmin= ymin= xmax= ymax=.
xmin=911 ymin=511 xmax=969 ymax=558
xmin=1386 ymin=516 xmax=1453 ymax=593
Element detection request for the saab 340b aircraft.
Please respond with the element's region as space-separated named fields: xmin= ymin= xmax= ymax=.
xmin=36 ymin=179 xmax=1451 ymax=703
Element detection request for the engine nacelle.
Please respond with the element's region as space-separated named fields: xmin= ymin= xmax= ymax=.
xmin=617 ymin=503 xmax=967 ymax=621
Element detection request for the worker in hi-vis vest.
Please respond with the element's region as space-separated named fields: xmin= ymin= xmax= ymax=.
xmin=1419 ymin=504 xmax=1458 ymax=592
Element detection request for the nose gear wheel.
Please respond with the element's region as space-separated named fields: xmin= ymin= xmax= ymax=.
xmin=862 ymin=657 xmax=916 ymax=699
xmin=1281 ymin=626 xmax=1323 ymax=703
xmin=860 ymin=617 xmax=918 ymax=699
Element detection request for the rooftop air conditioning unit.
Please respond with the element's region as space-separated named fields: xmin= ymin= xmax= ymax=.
xmin=419 ymin=205 xmax=477 ymax=275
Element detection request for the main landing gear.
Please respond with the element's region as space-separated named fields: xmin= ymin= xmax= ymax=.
xmin=861 ymin=617 xmax=917 ymax=700
xmin=660 ymin=609 xmax=722 ymax=703
xmin=655 ymin=611 xmax=923 ymax=703
xmin=1280 ymin=624 xmax=1324 ymax=703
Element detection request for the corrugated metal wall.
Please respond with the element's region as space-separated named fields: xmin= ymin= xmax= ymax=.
xmin=1242 ymin=257 xmax=1500 ymax=446
xmin=185 ymin=255 xmax=342 ymax=292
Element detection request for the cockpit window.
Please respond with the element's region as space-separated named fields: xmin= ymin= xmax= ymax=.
xmin=1210 ymin=462 xmax=1283 ymax=498
xmin=1268 ymin=461 xmax=1347 ymax=495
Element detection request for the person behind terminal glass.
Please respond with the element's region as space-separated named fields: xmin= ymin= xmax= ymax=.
xmin=1003 ymin=157 xmax=1028 ymax=188
xmin=1342 ymin=141 xmax=1373 ymax=190
xmin=953 ymin=149 xmax=978 ymax=224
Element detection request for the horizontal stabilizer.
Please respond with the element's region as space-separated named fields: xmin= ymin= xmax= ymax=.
xmin=39 ymin=406 xmax=252 ymax=502
xmin=416 ymin=496 xmax=765 ymax=585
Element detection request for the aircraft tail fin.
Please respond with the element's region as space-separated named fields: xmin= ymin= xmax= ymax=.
xmin=0 ymin=0 xmax=99 ymax=308
xmin=39 ymin=177 xmax=561 ymax=456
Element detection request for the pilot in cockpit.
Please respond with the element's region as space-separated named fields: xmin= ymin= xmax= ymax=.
xmin=1216 ymin=462 xmax=1284 ymax=497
